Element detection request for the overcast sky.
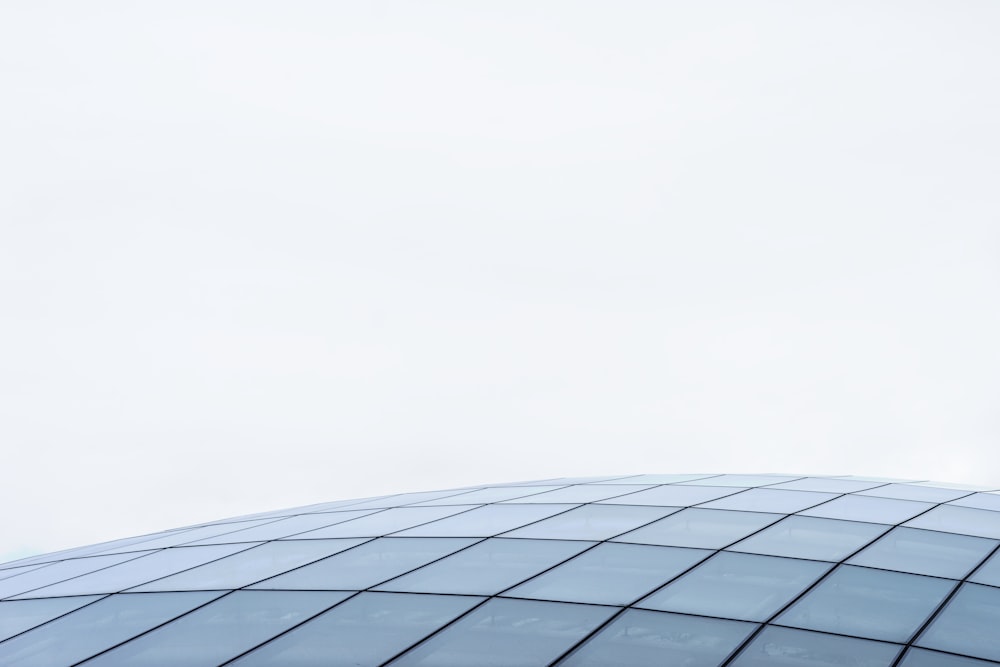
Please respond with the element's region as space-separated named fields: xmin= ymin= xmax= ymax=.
xmin=2 ymin=1 xmax=999 ymax=561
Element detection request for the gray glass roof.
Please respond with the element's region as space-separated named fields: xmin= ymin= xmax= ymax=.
xmin=2 ymin=473 xmax=1000 ymax=666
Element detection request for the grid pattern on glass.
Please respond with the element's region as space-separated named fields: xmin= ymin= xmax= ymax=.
xmin=501 ymin=484 xmax=656 ymax=504
xmin=948 ymin=493 xmax=1000 ymax=512
xmin=393 ymin=504 xmax=578 ymax=537
xmin=598 ymin=485 xmax=744 ymax=507
xmin=798 ymin=495 xmax=934 ymax=525
xmin=969 ymin=549 xmax=1000 ymax=588
xmin=289 ymin=506 xmax=480 ymax=539
xmin=677 ymin=474 xmax=802 ymax=487
xmin=698 ymin=489 xmax=838 ymax=514
xmin=0 ymin=552 xmax=152 ymax=600
xmin=728 ymin=515 xmax=889 ymax=562
xmin=729 ymin=625 xmax=902 ymax=667
xmin=914 ymin=583 xmax=1000 ymax=662
xmin=614 ymin=508 xmax=782 ymax=549
xmin=502 ymin=504 xmax=676 ymax=541
xmin=411 ymin=486 xmax=567 ymax=505
xmin=856 ymin=484 xmax=972 ymax=503
xmin=0 ymin=596 xmax=102 ymax=643
xmin=899 ymin=647 xmax=1000 ymax=666
xmin=904 ymin=505 xmax=1000 ymax=540
xmin=184 ymin=510 xmax=379 ymax=545
xmin=847 ymin=527 xmax=997 ymax=579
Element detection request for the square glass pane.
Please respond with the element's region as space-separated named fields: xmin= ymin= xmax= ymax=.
xmin=389 ymin=598 xmax=616 ymax=667
xmin=768 ymin=478 xmax=887 ymax=493
xmin=638 ymin=552 xmax=831 ymax=621
xmin=249 ymin=538 xmax=476 ymax=590
xmin=777 ymin=565 xmax=955 ymax=642
xmin=131 ymin=539 xmax=369 ymax=592
xmin=848 ymin=527 xmax=996 ymax=579
xmin=599 ymin=486 xmax=741 ymax=507
xmin=503 ymin=485 xmax=656 ymax=504
xmin=503 ymin=505 xmax=675 ymax=541
xmin=505 ymin=543 xmax=711 ymax=606
xmin=948 ymin=493 xmax=1000 ymax=512
xmin=290 ymin=507 xmax=479 ymax=539
xmin=185 ymin=511 xmax=378 ymax=545
xmin=730 ymin=626 xmax=901 ymax=667
xmin=799 ymin=495 xmax=932 ymax=525
xmin=700 ymin=489 xmax=837 ymax=514
xmin=905 ymin=505 xmax=1000 ymax=539
xmin=969 ymin=549 xmax=1000 ymax=587
xmin=614 ymin=509 xmax=781 ymax=549
xmin=729 ymin=516 xmax=888 ymax=562
xmin=230 ymin=592 xmax=482 ymax=667
xmin=375 ymin=538 xmax=592 ymax=595
xmin=915 ymin=583 xmax=1000 ymax=661
xmin=677 ymin=474 xmax=801 ymax=487
xmin=559 ymin=609 xmax=755 ymax=667
xmin=0 ymin=596 xmax=102 ymax=642
xmin=0 ymin=592 xmax=222 ymax=667
xmin=0 ymin=552 xmax=150 ymax=599
xmin=413 ymin=487 xmax=566 ymax=505
xmin=856 ymin=484 xmax=971 ymax=503
xmin=13 ymin=544 xmax=254 ymax=599
xmin=900 ymin=647 xmax=1000 ymax=667
xmin=81 ymin=590 xmax=349 ymax=666
xmin=394 ymin=505 xmax=578 ymax=538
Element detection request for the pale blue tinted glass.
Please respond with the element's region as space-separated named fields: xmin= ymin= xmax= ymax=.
xmin=559 ymin=609 xmax=755 ymax=667
xmin=639 ymin=552 xmax=830 ymax=621
xmin=848 ymin=527 xmax=996 ymax=579
xmin=250 ymin=538 xmax=476 ymax=590
xmin=503 ymin=505 xmax=674 ymax=541
xmin=390 ymin=598 xmax=616 ymax=667
xmin=678 ymin=474 xmax=800 ymax=487
xmin=94 ymin=520 xmax=276 ymax=553
xmin=375 ymin=538 xmax=591 ymax=595
xmin=14 ymin=544 xmax=253 ymax=598
xmin=768 ymin=478 xmax=886 ymax=493
xmin=81 ymin=591 xmax=347 ymax=666
xmin=799 ymin=495 xmax=932 ymax=524
xmin=334 ymin=489 xmax=477 ymax=510
xmin=293 ymin=507 xmax=479 ymax=539
xmin=414 ymin=487 xmax=565 ymax=505
xmin=949 ymin=493 xmax=1000 ymax=512
xmin=599 ymin=485 xmax=740 ymax=506
xmin=0 ymin=552 xmax=149 ymax=599
xmin=594 ymin=474 xmax=717 ymax=485
xmin=186 ymin=511 xmax=377 ymax=544
xmin=778 ymin=565 xmax=955 ymax=642
xmin=0 ymin=564 xmax=46 ymax=583
xmin=230 ymin=592 xmax=482 ymax=667
xmin=916 ymin=583 xmax=1000 ymax=661
xmin=395 ymin=505 xmax=577 ymax=537
xmin=905 ymin=505 xmax=1000 ymax=539
xmin=700 ymin=489 xmax=837 ymax=513
xmin=969 ymin=549 xmax=1000 ymax=587
xmin=0 ymin=592 xmax=221 ymax=667
xmin=615 ymin=509 xmax=781 ymax=549
xmin=504 ymin=485 xmax=655 ymax=504
xmin=731 ymin=626 xmax=901 ymax=667
xmin=132 ymin=539 xmax=368 ymax=591
xmin=729 ymin=516 xmax=887 ymax=561
xmin=900 ymin=648 xmax=999 ymax=667
xmin=857 ymin=484 xmax=970 ymax=503
xmin=506 ymin=543 xmax=710 ymax=606
xmin=0 ymin=596 xmax=101 ymax=642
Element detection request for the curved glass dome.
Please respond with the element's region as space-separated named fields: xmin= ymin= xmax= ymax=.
xmin=3 ymin=473 xmax=1000 ymax=666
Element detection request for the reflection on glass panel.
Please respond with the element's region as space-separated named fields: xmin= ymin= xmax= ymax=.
xmin=394 ymin=505 xmax=577 ymax=538
xmin=969 ymin=549 xmax=1000 ymax=587
xmin=0 ymin=592 xmax=221 ymax=667
xmin=93 ymin=519 xmax=278 ymax=554
xmin=799 ymin=495 xmax=932 ymax=525
xmin=503 ymin=505 xmax=675 ymax=541
xmin=506 ymin=543 xmax=710 ymax=606
xmin=678 ymin=475 xmax=801 ymax=487
xmin=848 ymin=527 xmax=996 ymax=579
xmin=899 ymin=647 xmax=1000 ymax=667
xmin=778 ymin=565 xmax=955 ymax=642
xmin=0 ymin=596 xmax=102 ymax=642
xmin=389 ymin=598 xmax=616 ymax=667
xmin=599 ymin=486 xmax=741 ymax=507
xmin=730 ymin=626 xmax=901 ymax=667
xmin=700 ymin=489 xmax=837 ymax=514
xmin=131 ymin=539 xmax=369 ymax=592
xmin=230 ymin=592 xmax=482 ymax=667
xmin=729 ymin=516 xmax=887 ymax=562
xmin=856 ymin=484 xmax=970 ymax=503
xmin=186 ymin=511 xmax=378 ymax=544
xmin=289 ymin=507 xmax=479 ymax=539
xmin=948 ymin=493 xmax=1000 ymax=512
xmin=413 ymin=487 xmax=566 ymax=505
xmin=559 ymin=609 xmax=755 ymax=667
xmin=768 ymin=478 xmax=886 ymax=493
xmin=614 ymin=509 xmax=781 ymax=549
xmin=81 ymin=591 xmax=348 ymax=667
xmin=250 ymin=538 xmax=476 ymax=590
xmin=14 ymin=544 xmax=253 ymax=598
xmin=915 ymin=583 xmax=1000 ymax=662
xmin=638 ymin=552 xmax=830 ymax=622
xmin=0 ymin=552 xmax=152 ymax=599
xmin=375 ymin=538 xmax=591 ymax=595
xmin=503 ymin=485 xmax=656 ymax=504
xmin=905 ymin=505 xmax=1000 ymax=540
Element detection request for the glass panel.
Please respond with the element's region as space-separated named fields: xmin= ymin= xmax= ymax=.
xmin=375 ymin=538 xmax=592 ymax=595
xmin=948 ymin=493 xmax=1000 ymax=512
xmin=289 ymin=507 xmax=479 ymax=539
xmin=678 ymin=474 xmax=801 ymax=487
xmin=905 ymin=505 xmax=1000 ymax=539
xmin=0 ymin=592 xmax=222 ymax=667
xmin=969 ymin=548 xmax=1000 ymax=587
xmin=249 ymin=538 xmax=476 ymax=590
xmin=394 ymin=505 xmax=578 ymax=537
xmin=730 ymin=626 xmax=901 ymax=667
xmin=768 ymin=478 xmax=887 ymax=493
xmin=559 ymin=609 xmax=755 ymax=667
xmin=13 ymin=544 xmax=254 ymax=598
xmin=614 ymin=509 xmax=781 ymax=549
xmin=413 ymin=487 xmax=566 ymax=505
xmin=729 ymin=516 xmax=888 ymax=561
xmin=638 ymin=552 xmax=831 ymax=621
xmin=848 ymin=527 xmax=996 ymax=579
xmin=185 ymin=510 xmax=378 ymax=544
xmin=503 ymin=505 xmax=675 ymax=541
xmin=594 ymin=474 xmax=717 ymax=485
xmin=856 ymin=484 xmax=971 ymax=503
xmin=0 ymin=596 xmax=102 ymax=642
xmin=81 ymin=591 xmax=349 ymax=666
xmin=777 ymin=565 xmax=955 ymax=642
xmin=229 ymin=592 xmax=482 ymax=667
xmin=131 ymin=539 xmax=369 ymax=591
xmin=915 ymin=583 xmax=1000 ymax=661
xmin=504 ymin=485 xmax=656 ymax=504
xmin=899 ymin=647 xmax=1000 ymax=667
xmin=0 ymin=552 xmax=153 ymax=599
xmin=93 ymin=519 xmax=278 ymax=553
xmin=598 ymin=485 xmax=741 ymax=507
xmin=700 ymin=489 xmax=837 ymax=514
xmin=329 ymin=489 xmax=479 ymax=511
xmin=389 ymin=598 xmax=616 ymax=667
xmin=0 ymin=564 xmax=46 ymax=583
xmin=799 ymin=495 xmax=932 ymax=525
xmin=505 ymin=543 xmax=711 ymax=606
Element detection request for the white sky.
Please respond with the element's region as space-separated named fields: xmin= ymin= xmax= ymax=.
xmin=1 ymin=0 xmax=999 ymax=561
